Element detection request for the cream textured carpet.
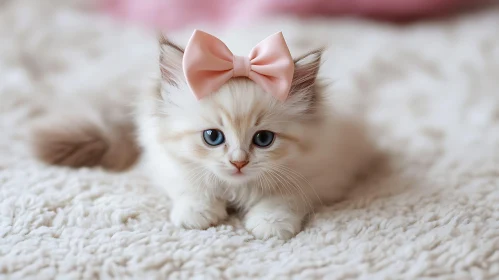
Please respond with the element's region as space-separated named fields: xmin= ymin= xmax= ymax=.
xmin=1 ymin=1 xmax=499 ymax=279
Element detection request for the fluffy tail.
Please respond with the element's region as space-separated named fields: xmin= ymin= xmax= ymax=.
xmin=30 ymin=113 xmax=140 ymax=171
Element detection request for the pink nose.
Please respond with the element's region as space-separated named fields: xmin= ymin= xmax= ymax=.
xmin=230 ymin=160 xmax=249 ymax=170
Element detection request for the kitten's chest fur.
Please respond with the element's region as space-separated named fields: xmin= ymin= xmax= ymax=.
xmin=208 ymin=181 xmax=269 ymax=211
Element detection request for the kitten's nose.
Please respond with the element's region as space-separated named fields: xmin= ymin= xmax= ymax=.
xmin=230 ymin=160 xmax=249 ymax=170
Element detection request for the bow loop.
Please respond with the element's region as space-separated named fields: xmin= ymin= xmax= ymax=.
xmin=183 ymin=30 xmax=294 ymax=101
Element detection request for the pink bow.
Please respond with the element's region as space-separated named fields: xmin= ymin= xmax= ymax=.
xmin=182 ymin=30 xmax=295 ymax=101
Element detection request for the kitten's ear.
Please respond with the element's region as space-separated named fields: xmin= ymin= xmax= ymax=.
xmin=158 ymin=34 xmax=185 ymax=86
xmin=290 ymin=48 xmax=323 ymax=96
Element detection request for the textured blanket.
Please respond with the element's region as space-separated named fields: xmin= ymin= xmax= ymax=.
xmin=1 ymin=1 xmax=499 ymax=279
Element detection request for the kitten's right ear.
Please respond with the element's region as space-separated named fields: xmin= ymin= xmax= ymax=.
xmin=158 ymin=34 xmax=185 ymax=86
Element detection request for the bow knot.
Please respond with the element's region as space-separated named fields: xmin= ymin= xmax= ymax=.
xmin=232 ymin=55 xmax=251 ymax=77
xmin=182 ymin=30 xmax=294 ymax=101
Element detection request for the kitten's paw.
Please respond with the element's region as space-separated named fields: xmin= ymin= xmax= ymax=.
xmin=170 ymin=198 xmax=227 ymax=229
xmin=244 ymin=209 xmax=302 ymax=240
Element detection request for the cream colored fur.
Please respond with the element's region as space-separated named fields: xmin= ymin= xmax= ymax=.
xmin=136 ymin=40 xmax=374 ymax=239
xmin=3 ymin=1 xmax=499 ymax=278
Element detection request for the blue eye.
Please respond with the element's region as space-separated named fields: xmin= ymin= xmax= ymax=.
xmin=252 ymin=130 xmax=275 ymax=148
xmin=203 ymin=129 xmax=225 ymax=146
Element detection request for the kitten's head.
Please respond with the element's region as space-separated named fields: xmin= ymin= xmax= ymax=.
xmin=155 ymin=36 xmax=324 ymax=186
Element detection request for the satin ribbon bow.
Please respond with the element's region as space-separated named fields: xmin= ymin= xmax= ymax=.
xmin=182 ymin=30 xmax=294 ymax=101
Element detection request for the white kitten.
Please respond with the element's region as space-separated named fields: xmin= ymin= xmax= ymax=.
xmin=135 ymin=38 xmax=375 ymax=240
xmin=30 ymin=36 xmax=374 ymax=240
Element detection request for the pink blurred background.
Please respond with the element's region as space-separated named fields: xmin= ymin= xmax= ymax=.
xmin=102 ymin=0 xmax=485 ymax=31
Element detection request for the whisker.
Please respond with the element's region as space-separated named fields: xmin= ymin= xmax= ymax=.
xmin=266 ymin=168 xmax=296 ymax=210
xmin=260 ymin=170 xmax=274 ymax=195
xmin=276 ymin=164 xmax=324 ymax=207
xmin=267 ymin=164 xmax=316 ymax=214
xmin=265 ymin=169 xmax=290 ymax=206
xmin=256 ymin=173 xmax=265 ymax=194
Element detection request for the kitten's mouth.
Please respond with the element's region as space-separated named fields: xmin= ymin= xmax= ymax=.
xmin=229 ymin=168 xmax=250 ymax=178
xmin=221 ymin=169 xmax=254 ymax=184
xmin=220 ymin=168 xmax=252 ymax=182
xmin=232 ymin=170 xmax=244 ymax=176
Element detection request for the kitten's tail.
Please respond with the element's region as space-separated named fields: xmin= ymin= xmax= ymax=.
xmin=30 ymin=113 xmax=140 ymax=171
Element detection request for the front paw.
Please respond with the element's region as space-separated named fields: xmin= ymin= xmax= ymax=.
xmin=170 ymin=198 xmax=227 ymax=229
xmin=244 ymin=208 xmax=302 ymax=240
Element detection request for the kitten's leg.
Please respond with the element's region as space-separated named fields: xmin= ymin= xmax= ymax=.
xmin=244 ymin=196 xmax=309 ymax=240
xmin=170 ymin=191 xmax=228 ymax=229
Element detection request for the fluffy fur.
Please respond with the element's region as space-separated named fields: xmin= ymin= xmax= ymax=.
xmin=30 ymin=35 xmax=374 ymax=239
xmin=30 ymin=100 xmax=140 ymax=172
xmin=134 ymin=38 xmax=375 ymax=239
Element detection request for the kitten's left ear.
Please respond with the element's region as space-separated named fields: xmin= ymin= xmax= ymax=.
xmin=158 ymin=34 xmax=185 ymax=86
xmin=290 ymin=48 xmax=323 ymax=96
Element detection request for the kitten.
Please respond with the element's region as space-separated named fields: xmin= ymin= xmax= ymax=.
xmin=31 ymin=36 xmax=374 ymax=240
xmin=134 ymin=38 xmax=374 ymax=239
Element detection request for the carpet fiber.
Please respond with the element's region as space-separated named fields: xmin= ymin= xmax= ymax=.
xmin=1 ymin=1 xmax=499 ymax=279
